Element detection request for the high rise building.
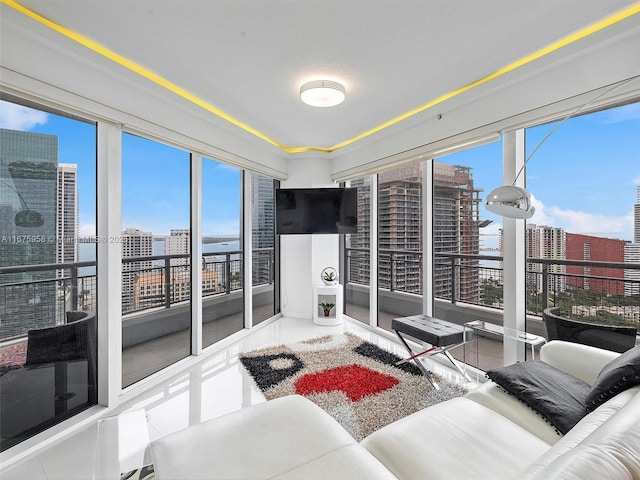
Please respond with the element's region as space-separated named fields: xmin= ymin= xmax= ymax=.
xmin=624 ymin=243 xmax=640 ymax=296
xmin=566 ymin=233 xmax=626 ymax=295
xmin=122 ymin=227 xmax=153 ymax=312
xmin=165 ymin=228 xmax=190 ymax=267
xmin=251 ymin=175 xmax=275 ymax=285
xmin=525 ymin=224 xmax=567 ymax=294
xmin=433 ymin=164 xmax=481 ymax=301
xmin=377 ymin=164 xmax=423 ymax=294
xmin=0 ymin=128 xmax=58 ymax=338
xmin=349 ymin=162 xmax=481 ymax=301
xmin=345 ymin=177 xmax=371 ymax=287
xmin=625 ymin=186 xmax=640 ymax=296
xmin=634 ymin=186 xmax=640 ymax=244
xmin=56 ymin=163 xmax=79 ymax=274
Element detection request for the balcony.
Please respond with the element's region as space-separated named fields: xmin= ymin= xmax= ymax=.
xmin=0 ymin=249 xmax=275 ymax=452
xmin=345 ymin=249 xmax=640 ymax=371
xmin=2 ymin=247 xmax=639 ymax=452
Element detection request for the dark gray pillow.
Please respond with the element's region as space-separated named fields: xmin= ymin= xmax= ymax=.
xmin=487 ymin=360 xmax=590 ymax=435
xmin=585 ymin=345 xmax=640 ymax=412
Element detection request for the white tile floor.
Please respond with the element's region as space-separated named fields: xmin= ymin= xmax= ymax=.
xmin=1 ymin=315 xmax=477 ymax=480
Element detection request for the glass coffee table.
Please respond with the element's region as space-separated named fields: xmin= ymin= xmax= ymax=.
xmin=463 ymin=320 xmax=547 ymax=370
xmin=94 ymin=409 xmax=155 ymax=480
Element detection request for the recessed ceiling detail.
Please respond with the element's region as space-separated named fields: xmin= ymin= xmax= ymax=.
xmin=3 ymin=0 xmax=640 ymax=154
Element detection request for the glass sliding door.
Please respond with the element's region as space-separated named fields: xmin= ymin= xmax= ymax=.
xmin=0 ymin=98 xmax=97 ymax=451
xmin=250 ymin=173 xmax=278 ymax=325
xmin=434 ymin=143 xmax=502 ymax=371
xmin=201 ymin=158 xmax=243 ymax=348
xmin=121 ymin=133 xmax=191 ymax=387
xmin=344 ymin=176 xmax=371 ymax=324
xmin=524 ymin=101 xmax=640 ymax=351
xmin=377 ymin=165 xmax=423 ymax=331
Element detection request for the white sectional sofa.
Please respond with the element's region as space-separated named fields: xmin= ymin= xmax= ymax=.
xmin=151 ymin=340 xmax=640 ymax=480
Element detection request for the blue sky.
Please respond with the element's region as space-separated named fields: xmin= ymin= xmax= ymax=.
xmin=441 ymin=102 xmax=640 ymax=246
xmin=1 ymin=100 xmax=639 ymax=241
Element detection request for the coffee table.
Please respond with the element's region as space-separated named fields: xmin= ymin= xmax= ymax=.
xmin=463 ymin=320 xmax=547 ymax=370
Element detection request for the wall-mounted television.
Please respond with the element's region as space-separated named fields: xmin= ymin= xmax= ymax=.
xmin=275 ymin=188 xmax=358 ymax=235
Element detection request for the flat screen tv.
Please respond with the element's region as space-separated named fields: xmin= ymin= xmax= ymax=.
xmin=275 ymin=188 xmax=358 ymax=234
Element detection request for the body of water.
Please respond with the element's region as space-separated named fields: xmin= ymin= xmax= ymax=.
xmin=78 ymin=239 xmax=241 ymax=276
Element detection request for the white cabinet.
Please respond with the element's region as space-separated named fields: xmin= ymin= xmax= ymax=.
xmin=312 ymin=285 xmax=343 ymax=326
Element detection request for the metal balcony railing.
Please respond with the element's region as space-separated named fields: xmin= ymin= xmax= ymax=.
xmin=345 ymin=248 xmax=640 ymax=328
xmin=0 ymin=248 xmax=275 ymax=342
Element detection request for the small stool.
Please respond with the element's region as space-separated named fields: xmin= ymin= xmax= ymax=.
xmin=392 ymin=315 xmax=473 ymax=390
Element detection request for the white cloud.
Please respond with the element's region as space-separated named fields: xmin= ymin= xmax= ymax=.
xmin=0 ymin=102 xmax=48 ymax=130
xmin=599 ymin=103 xmax=640 ymax=124
xmin=79 ymin=223 xmax=96 ymax=237
xmin=529 ymin=195 xmax=633 ymax=240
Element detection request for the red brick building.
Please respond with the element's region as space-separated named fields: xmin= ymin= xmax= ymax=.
xmin=565 ymin=233 xmax=627 ymax=295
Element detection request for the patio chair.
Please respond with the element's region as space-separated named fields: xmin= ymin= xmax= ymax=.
xmin=543 ymin=307 xmax=637 ymax=353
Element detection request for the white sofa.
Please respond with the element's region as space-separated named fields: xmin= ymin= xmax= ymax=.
xmin=151 ymin=340 xmax=640 ymax=480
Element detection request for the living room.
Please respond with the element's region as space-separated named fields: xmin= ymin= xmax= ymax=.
xmin=1 ymin=1 xmax=640 ymax=478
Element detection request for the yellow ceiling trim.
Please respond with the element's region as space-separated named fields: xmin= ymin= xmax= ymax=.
xmin=3 ymin=0 xmax=640 ymax=155
xmin=1 ymin=0 xmax=287 ymax=150
xmin=326 ymin=1 xmax=640 ymax=153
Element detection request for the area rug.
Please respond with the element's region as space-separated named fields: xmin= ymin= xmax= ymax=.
xmin=239 ymin=332 xmax=469 ymax=441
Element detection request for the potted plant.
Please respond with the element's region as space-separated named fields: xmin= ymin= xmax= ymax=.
xmin=321 ymin=267 xmax=338 ymax=285
xmin=319 ymin=302 xmax=335 ymax=317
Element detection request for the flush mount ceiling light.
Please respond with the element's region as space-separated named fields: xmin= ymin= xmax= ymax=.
xmin=300 ymin=80 xmax=346 ymax=107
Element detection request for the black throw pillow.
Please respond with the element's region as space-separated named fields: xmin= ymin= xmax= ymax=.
xmin=487 ymin=360 xmax=590 ymax=435
xmin=585 ymin=345 xmax=640 ymax=412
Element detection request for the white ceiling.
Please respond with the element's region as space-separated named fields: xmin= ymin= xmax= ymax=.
xmin=4 ymin=0 xmax=640 ymax=155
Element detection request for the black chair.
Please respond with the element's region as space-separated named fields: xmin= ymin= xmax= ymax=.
xmin=25 ymin=312 xmax=97 ymax=406
xmin=543 ymin=307 xmax=637 ymax=353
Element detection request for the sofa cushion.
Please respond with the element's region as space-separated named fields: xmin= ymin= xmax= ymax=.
xmin=465 ymin=381 xmax=562 ymax=445
xmin=519 ymin=386 xmax=640 ymax=480
xmin=486 ymin=360 xmax=590 ymax=434
xmin=151 ymin=395 xmax=397 ymax=480
xmin=585 ymin=344 xmax=640 ymax=412
xmin=361 ymin=397 xmax=549 ymax=480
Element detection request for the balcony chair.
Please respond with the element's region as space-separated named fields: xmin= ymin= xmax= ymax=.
xmin=25 ymin=311 xmax=98 ymax=407
xmin=543 ymin=307 xmax=637 ymax=353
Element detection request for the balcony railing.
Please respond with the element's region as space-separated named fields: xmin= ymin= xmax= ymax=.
xmin=345 ymin=248 xmax=640 ymax=328
xmin=0 ymin=248 xmax=274 ymax=342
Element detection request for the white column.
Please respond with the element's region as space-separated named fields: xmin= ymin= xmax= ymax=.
xmin=423 ymin=160 xmax=434 ymax=316
xmin=96 ymin=121 xmax=122 ymax=405
xmin=369 ymin=174 xmax=379 ymax=326
xmin=243 ymin=172 xmax=253 ymax=328
xmin=190 ymin=154 xmax=203 ymax=355
xmin=502 ymin=129 xmax=527 ymax=365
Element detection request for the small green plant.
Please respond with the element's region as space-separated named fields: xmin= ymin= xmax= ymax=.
xmin=322 ymin=270 xmax=336 ymax=282
xmin=319 ymin=302 xmax=335 ymax=316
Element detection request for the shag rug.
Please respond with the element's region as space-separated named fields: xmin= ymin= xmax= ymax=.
xmin=239 ymin=332 xmax=469 ymax=441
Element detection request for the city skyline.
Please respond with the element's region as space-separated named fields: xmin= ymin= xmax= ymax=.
xmin=1 ymin=100 xmax=639 ymax=243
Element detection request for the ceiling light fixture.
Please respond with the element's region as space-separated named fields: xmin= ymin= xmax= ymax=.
xmin=300 ymin=80 xmax=346 ymax=107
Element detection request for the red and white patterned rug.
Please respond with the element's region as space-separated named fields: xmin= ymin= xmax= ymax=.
xmin=239 ymin=332 xmax=469 ymax=441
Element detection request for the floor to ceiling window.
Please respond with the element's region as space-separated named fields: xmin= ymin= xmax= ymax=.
xmin=524 ymin=100 xmax=640 ymax=351
xmin=201 ymin=158 xmax=243 ymax=348
xmin=250 ymin=173 xmax=279 ymax=325
xmin=121 ymin=133 xmax=191 ymax=387
xmin=0 ymin=98 xmax=97 ymax=451
xmin=377 ymin=165 xmax=423 ymax=331
xmin=344 ymin=176 xmax=372 ymax=324
xmin=435 ymin=141 xmax=504 ymax=370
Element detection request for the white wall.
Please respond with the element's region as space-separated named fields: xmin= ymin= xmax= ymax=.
xmin=280 ymin=157 xmax=340 ymax=319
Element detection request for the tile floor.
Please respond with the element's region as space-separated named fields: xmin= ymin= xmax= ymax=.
xmin=1 ymin=315 xmax=478 ymax=480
